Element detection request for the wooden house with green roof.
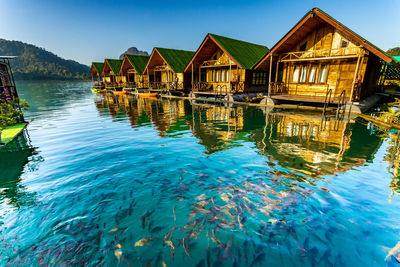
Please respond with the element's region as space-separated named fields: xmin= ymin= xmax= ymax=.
xmin=255 ymin=8 xmax=399 ymax=111
xmin=101 ymin=59 xmax=124 ymax=90
xmin=119 ymin=55 xmax=150 ymax=90
xmin=143 ymin=47 xmax=195 ymax=94
xmin=184 ymin=33 xmax=269 ymax=99
xmin=90 ymin=62 xmax=104 ymax=88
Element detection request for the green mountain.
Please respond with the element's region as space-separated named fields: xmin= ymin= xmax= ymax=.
xmin=387 ymin=47 xmax=400 ymax=57
xmin=0 ymin=39 xmax=89 ymax=80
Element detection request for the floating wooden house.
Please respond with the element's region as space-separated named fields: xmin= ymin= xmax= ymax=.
xmin=143 ymin=48 xmax=195 ymax=94
xmin=255 ymin=8 xmax=398 ymax=111
xmin=184 ymin=34 xmax=269 ymax=100
xmin=101 ymin=59 xmax=124 ymax=90
xmin=119 ymin=55 xmax=150 ymax=90
xmin=0 ymin=56 xmax=19 ymax=102
xmin=90 ymin=62 xmax=104 ymax=88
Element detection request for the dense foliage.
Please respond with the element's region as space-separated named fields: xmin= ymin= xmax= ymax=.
xmin=387 ymin=47 xmax=400 ymax=57
xmin=0 ymin=39 xmax=89 ymax=80
xmin=0 ymin=98 xmax=29 ymax=130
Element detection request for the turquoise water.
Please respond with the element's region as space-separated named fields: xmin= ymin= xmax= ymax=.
xmin=1 ymin=80 xmax=400 ymax=266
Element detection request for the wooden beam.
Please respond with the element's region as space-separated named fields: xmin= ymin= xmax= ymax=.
xmin=275 ymin=56 xmax=279 ymax=82
xmin=191 ymin=63 xmax=194 ymax=91
xmin=281 ymin=54 xmax=359 ymax=62
xmin=268 ymin=54 xmax=273 ymax=97
xmin=349 ymin=55 xmax=362 ymax=102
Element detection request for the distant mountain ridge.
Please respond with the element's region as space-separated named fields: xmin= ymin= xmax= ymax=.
xmin=0 ymin=39 xmax=89 ymax=80
xmin=119 ymin=47 xmax=149 ymax=59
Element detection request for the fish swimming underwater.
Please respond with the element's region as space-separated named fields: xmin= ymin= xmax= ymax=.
xmin=134 ymin=237 xmax=159 ymax=247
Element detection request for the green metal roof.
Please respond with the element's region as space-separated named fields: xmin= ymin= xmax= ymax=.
xmin=125 ymin=55 xmax=150 ymax=74
xmin=394 ymin=56 xmax=400 ymax=64
xmin=105 ymin=59 xmax=123 ymax=75
xmin=209 ymin=33 xmax=269 ymax=69
xmin=92 ymin=62 xmax=104 ymax=75
xmin=155 ymin=47 xmax=195 ymax=73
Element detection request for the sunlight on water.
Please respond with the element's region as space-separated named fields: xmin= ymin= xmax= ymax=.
xmin=0 ymin=81 xmax=400 ymax=266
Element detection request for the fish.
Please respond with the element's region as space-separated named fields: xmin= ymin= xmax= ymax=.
xmin=109 ymin=228 xmax=119 ymax=233
xmin=173 ymin=205 xmax=177 ymax=221
xmin=162 ymin=261 xmax=167 ymax=267
xmin=114 ymin=249 xmax=123 ymax=263
xmin=134 ymin=179 xmax=144 ymax=184
xmin=182 ymin=237 xmax=192 ymax=258
xmin=206 ymin=247 xmax=212 ymax=267
xmin=150 ymin=226 xmax=164 ymax=233
xmin=249 ymin=252 xmax=266 ymax=267
xmin=196 ymin=259 xmax=206 ymax=267
xmin=134 ymin=237 xmax=159 ymax=247
xmin=223 ymin=237 xmax=233 ymax=259
xmin=387 ymin=242 xmax=400 ymax=263
xmin=140 ymin=210 xmax=155 ymax=229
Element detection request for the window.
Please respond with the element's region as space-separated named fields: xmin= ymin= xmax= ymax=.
xmin=226 ymin=70 xmax=229 ymax=82
xmin=340 ymin=38 xmax=349 ymax=48
xmin=318 ymin=65 xmax=328 ymax=83
xmin=299 ymin=42 xmax=307 ymax=52
xmin=308 ymin=65 xmax=317 ymax=83
xmin=221 ymin=70 xmax=225 ymax=82
xmin=293 ymin=65 xmax=300 ymax=82
xmin=299 ymin=66 xmax=307 ymax=83
xmin=252 ymin=71 xmax=267 ymax=86
xmin=216 ymin=70 xmax=220 ymax=82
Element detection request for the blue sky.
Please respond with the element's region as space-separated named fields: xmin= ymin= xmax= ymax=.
xmin=0 ymin=0 xmax=399 ymax=66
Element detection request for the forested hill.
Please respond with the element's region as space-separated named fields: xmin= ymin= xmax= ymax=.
xmin=0 ymin=39 xmax=89 ymax=80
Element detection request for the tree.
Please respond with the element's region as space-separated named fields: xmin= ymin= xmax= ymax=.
xmin=0 ymin=99 xmax=29 ymax=144
xmin=387 ymin=47 xmax=400 ymax=57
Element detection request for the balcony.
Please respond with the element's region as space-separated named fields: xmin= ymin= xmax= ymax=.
xmin=280 ymin=46 xmax=364 ymax=62
xmin=200 ymin=58 xmax=235 ymax=68
xmin=192 ymin=82 xmax=244 ymax=95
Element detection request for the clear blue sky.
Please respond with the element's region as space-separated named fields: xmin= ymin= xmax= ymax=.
xmin=1 ymin=0 xmax=399 ymax=66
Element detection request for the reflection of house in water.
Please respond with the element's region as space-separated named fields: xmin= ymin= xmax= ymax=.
xmin=94 ymin=95 xmax=191 ymax=137
xmin=251 ymin=108 xmax=382 ymax=176
xmin=0 ymin=131 xmax=36 ymax=209
xmin=385 ymin=131 xmax=400 ymax=195
xmin=94 ymin=96 xmax=383 ymax=177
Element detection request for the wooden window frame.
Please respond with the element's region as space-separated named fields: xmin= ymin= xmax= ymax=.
xmin=307 ymin=64 xmax=318 ymax=84
xmin=316 ymin=64 xmax=329 ymax=84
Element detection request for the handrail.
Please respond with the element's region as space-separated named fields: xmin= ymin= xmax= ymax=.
xmin=280 ymin=46 xmax=364 ymax=61
xmin=322 ymin=88 xmax=332 ymax=115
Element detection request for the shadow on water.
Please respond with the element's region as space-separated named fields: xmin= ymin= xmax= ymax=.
xmin=0 ymin=131 xmax=37 ymax=209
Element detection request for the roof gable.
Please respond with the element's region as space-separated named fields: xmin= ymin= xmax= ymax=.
xmin=125 ymin=55 xmax=150 ymax=74
xmin=209 ymin=34 xmax=269 ymax=69
xmin=104 ymin=59 xmax=123 ymax=75
xmin=154 ymin=47 xmax=195 ymax=73
xmin=255 ymin=8 xmax=394 ymax=69
xmin=91 ymin=62 xmax=104 ymax=75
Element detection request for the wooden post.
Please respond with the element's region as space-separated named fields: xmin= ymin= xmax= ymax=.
xmin=268 ymin=54 xmax=273 ymax=97
xmin=349 ymin=55 xmax=362 ymax=102
xmin=147 ymin=68 xmax=150 ymax=88
xmin=275 ymin=56 xmax=279 ymax=82
xmin=229 ymin=59 xmax=232 ymax=93
xmin=191 ymin=63 xmax=194 ymax=91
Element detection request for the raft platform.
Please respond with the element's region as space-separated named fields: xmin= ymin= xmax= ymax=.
xmin=1 ymin=123 xmax=28 ymax=146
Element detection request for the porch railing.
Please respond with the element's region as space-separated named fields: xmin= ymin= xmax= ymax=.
xmin=201 ymin=58 xmax=233 ymax=67
xmin=280 ymin=46 xmax=364 ymax=61
xmin=192 ymin=82 xmax=244 ymax=94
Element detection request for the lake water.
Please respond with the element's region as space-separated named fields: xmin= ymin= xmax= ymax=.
xmin=1 ymin=81 xmax=400 ymax=266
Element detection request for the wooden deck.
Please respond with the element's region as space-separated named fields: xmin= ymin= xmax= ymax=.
xmin=271 ymin=94 xmax=345 ymax=104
